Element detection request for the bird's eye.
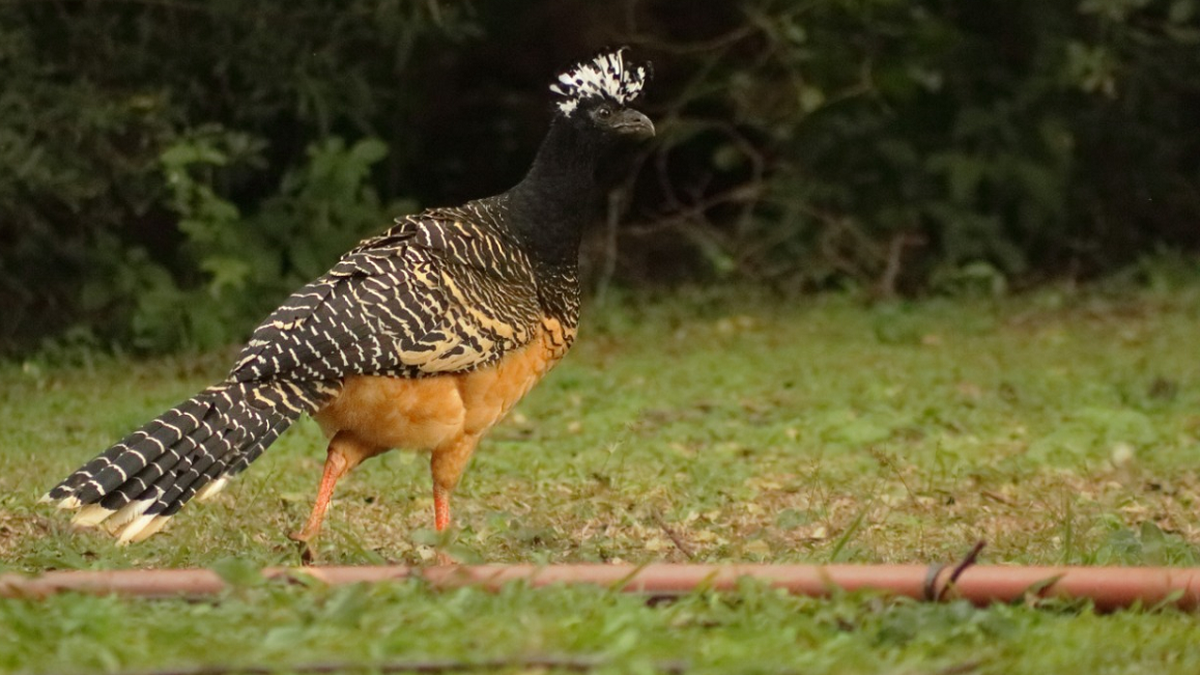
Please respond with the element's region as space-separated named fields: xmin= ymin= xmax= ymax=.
xmin=596 ymin=107 xmax=613 ymax=119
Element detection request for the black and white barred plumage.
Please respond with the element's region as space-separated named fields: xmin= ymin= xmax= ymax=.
xmin=44 ymin=47 xmax=652 ymax=544
xmin=43 ymin=204 xmax=548 ymax=542
xmin=233 ymin=200 xmax=545 ymax=383
xmin=44 ymin=378 xmax=335 ymax=542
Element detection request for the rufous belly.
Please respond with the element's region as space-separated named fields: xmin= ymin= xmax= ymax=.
xmin=312 ymin=317 xmax=573 ymax=453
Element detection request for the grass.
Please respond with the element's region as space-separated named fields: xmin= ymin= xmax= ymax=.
xmin=2 ymin=282 xmax=1200 ymax=673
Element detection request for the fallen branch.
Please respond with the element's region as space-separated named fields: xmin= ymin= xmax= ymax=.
xmin=2 ymin=563 xmax=1198 ymax=611
xmin=930 ymin=540 xmax=987 ymax=602
xmin=652 ymin=512 xmax=696 ymax=561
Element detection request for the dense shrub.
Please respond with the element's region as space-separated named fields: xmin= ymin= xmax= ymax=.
xmin=1 ymin=0 xmax=1197 ymax=354
xmin=624 ymin=0 xmax=1200 ymax=294
xmin=0 ymin=0 xmax=474 ymax=352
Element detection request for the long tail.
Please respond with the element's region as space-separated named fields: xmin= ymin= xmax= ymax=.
xmin=43 ymin=379 xmax=338 ymax=543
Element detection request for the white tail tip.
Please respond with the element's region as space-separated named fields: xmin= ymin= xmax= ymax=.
xmin=101 ymin=498 xmax=157 ymax=535
xmin=195 ymin=477 xmax=230 ymax=502
xmin=129 ymin=516 xmax=171 ymax=543
xmin=71 ymin=503 xmax=116 ymax=528
xmin=117 ymin=513 xmax=171 ymax=545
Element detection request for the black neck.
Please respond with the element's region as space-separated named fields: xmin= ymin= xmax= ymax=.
xmin=504 ymin=116 xmax=607 ymax=268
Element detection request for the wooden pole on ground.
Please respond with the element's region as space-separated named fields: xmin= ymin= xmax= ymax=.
xmin=2 ymin=563 xmax=1199 ymax=611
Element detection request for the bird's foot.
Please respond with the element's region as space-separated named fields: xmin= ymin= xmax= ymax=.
xmin=287 ymin=530 xmax=317 ymax=566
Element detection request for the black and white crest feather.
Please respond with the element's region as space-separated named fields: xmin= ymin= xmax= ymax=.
xmin=549 ymin=47 xmax=651 ymax=116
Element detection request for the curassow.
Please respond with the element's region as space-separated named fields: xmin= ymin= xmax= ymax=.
xmin=43 ymin=48 xmax=654 ymax=549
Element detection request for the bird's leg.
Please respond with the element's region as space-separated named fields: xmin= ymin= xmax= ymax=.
xmin=289 ymin=431 xmax=376 ymax=560
xmin=429 ymin=434 xmax=480 ymax=564
xmin=434 ymin=483 xmax=452 ymax=532
xmin=289 ymin=450 xmax=348 ymax=545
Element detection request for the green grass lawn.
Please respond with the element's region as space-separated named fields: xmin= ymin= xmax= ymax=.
xmin=2 ymin=283 xmax=1200 ymax=673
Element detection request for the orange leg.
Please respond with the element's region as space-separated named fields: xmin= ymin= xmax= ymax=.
xmin=429 ymin=433 xmax=481 ymax=533
xmin=434 ymin=484 xmax=452 ymax=531
xmin=432 ymin=485 xmax=455 ymax=567
xmin=430 ymin=440 xmax=475 ymax=567
xmin=290 ymin=431 xmax=380 ymax=545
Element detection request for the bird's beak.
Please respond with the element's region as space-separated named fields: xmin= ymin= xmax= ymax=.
xmin=613 ymin=109 xmax=655 ymax=139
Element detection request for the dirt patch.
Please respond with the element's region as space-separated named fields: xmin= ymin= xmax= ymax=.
xmin=0 ymin=508 xmax=56 ymax=561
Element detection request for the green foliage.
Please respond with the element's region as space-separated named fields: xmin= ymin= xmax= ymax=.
xmin=4 ymin=288 xmax=1200 ymax=673
xmin=73 ymin=128 xmax=399 ymax=351
xmin=147 ymin=130 xmax=403 ymax=350
xmin=1090 ymin=518 xmax=1200 ymax=565
xmin=2 ymin=1 xmax=1199 ymax=353
xmin=637 ymin=0 xmax=1200 ymax=293
xmin=3 ymin=581 xmax=1198 ymax=674
xmin=6 ymin=286 xmax=1200 ymax=568
xmin=0 ymin=0 xmax=472 ymax=353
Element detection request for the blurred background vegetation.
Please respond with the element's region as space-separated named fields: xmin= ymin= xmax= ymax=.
xmin=1 ymin=0 xmax=1198 ymax=355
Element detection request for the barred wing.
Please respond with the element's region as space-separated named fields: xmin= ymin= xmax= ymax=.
xmin=229 ymin=216 xmax=543 ymax=384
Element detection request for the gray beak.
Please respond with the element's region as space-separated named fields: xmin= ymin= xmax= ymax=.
xmin=612 ymin=109 xmax=655 ymax=139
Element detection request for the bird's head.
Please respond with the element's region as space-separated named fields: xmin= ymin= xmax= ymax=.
xmin=549 ymin=48 xmax=654 ymax=142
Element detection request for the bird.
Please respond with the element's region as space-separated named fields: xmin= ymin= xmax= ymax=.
xmin=42 ymin=48 xmax=654 ymax=551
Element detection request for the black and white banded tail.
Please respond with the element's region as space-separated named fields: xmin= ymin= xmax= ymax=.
xmin=43 ymin=379 xmax=336 ymax=543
